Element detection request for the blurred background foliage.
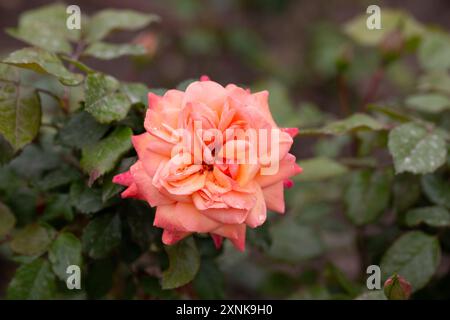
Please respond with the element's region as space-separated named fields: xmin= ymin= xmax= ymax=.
xmin=0 ymin=0 xmax=450 ymax=300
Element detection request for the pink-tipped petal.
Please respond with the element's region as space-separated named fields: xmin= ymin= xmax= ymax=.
xmin=282 ymin=127 xmax=299 ymax=138
xmin=283 ymin=179 xmax=294 ymax=189
xmin=130 ymin=162 xmax=174 ymax=207
xmin=211 ymin=234 xmax=223 ymax=249
xmin=162 ymin=229 xmax=191 ymax=245
xmin=113 ymin=171 xmax=133 ymax=186
xmin=255 ymin=153 xmax=302 ymax=188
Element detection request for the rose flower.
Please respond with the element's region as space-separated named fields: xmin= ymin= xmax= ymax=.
xmin=113 ymin=78 xmax=302 ymax=251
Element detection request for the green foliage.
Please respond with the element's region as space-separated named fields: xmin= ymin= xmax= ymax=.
xmin=3 ymin=48 xmax=83 ymax=86
xmin=0 ymin=84 xmax=41 ymax=151
xmin=296 ymin=157 xmax=348 ymax=181
xmin=344 ymin=9 xmax=424 ymax=46
xmin=6 ymin=3 xmax=80 ymax=54
xmin=84 ymin=73 xmax=132 ymax=123
xmin=381 ymin=232 xmax=440 ymax=292
xmin=405 ymin=206 xmax=450 ymax=227
xmin=80 ymin=126 xmax=132 ymax=184
xmin=7 ymin=258 xmax=57 ymax=300
xmin=302 ymin=113 xmax=384 ymax=135
xmin=344 ymin=169 xmax=392 ymax=226
xmin=82 ymin=213 xmax=122 ymax=259
xmin=49 ymin=232 xmax=82 ymax=280
xmin=162 ymin=237 xmax=201 ymax=289
xmin=388 ymin=122 xmax=447 ymax=174
xmin=84 ymin=43 xmax=147 ymax=60
xmin=85 ymin=9 xmax=159 ymax=43
xmin=0 ymin=202 xmax=16 ymax=237
xmin=10 ymin=224 xmax=56 ymax=256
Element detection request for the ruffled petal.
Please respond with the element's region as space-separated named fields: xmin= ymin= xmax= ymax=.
xmin=130 ymin=161 xmax=174 ymax=207
xmin=255 ymin=153 xmax=302 ymax=188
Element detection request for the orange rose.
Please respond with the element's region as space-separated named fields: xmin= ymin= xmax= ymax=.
xmin=114 ymin=77 xmax=302 ymax=251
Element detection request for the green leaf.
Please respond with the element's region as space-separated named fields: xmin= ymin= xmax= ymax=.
xmin=162 ymin=237 xmax=200 ymax=289
xmin=380 ymin=231 xmax=440 ymax=292
xmin=269 ymin=217 xmax=324 ymax=263
xmin=0 ymin=135 xmax=14 ymax=164
xmin=123 ymin=201 xmax=155 ymax=250
xmin=85 ymin=73 xmax=132 ymax=123
xmin=418 ymin=31 xmax=450 ymax=71
xmin=81 ymin=126 xmax=132 ymax=185
xmin=0 ymin=63 xmax=19 ymax=82
xmin=59 ymin=111 xmax=109 ymax=149
xmin=0 ymin=84 xmax=41 ymax=151
xmin=141 ymin=276 xmax=178 ymax=299
xmin=418 ymin=71 xmax=450 ymax=95
xmin=121 ymin=82 xmax=149 ymax=105
xmin=85 ymin=258 xmax=115 ymax=299
xmin=36 ymin=166 xmax=81 ymax=191
xmin=41 ymin=194 xmax=74 ymax=222
xmin=295 ymin=157 xmax=348 ymax=181
xmin=9 ymin=144 xmax=59 ymax=180
xmin=86 ymin=9 xmax=159 ymax=43
xmin=2 ymin=47 xmax=83 ymax=86
xmin=84 ymin=42 xmax=147 ymax=60
xmin=393 ymin=173 xmax=421 ymax=212
xmin=345 ymin=169 xmax=392 ymax=226
xmin=0 ymin=202 xmax=16 ymax=238
xmin=49 ymin=232 xmax=82 ymax=281
xmin=405 ymin=206 xmax=450 ymax=227
xmin=388 ymin=123 xmax=447 ymax=174
xmin=421 ymin=174 xmax=450 ymax=208
xmin=344 ymin=9 xmax=424 ymax=46
xmin=7 ymin=258 xmax=57 ymax=299
xmin=6 ymin=3 xmax=80 ymax=54
xmin=70 ymin=181 xmax=105 ymax=214
xmin=82 ymin=213 xmax=121 ymax=259
xmin=302 ymin=113 xmax=384 ymax=136
xmin=405 ymin=93 xmax=450 ymax=113
xmin=193 ymin=259 xmax=224 ymax=299
xmin=10 ymin=224 xmax=55 ymax=256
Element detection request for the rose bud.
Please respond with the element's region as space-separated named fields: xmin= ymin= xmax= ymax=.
xmin=384 ymin=274 xmax=412 ymax=300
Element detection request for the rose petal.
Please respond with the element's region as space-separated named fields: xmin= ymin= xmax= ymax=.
xmin=154 ymin=202 xmax=220 ymax=233
xmin=262 ymin=182 xmax=285 ymax=213
xmin=245 ymin=183 xmax=267 ymax=228
xmin=130 ymin=161 xmax=174 ymax=206
xmin=255 ymin=153 xmax=302 ymax=188
xmin=162 ymin=229 xmax=191 ymax=245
